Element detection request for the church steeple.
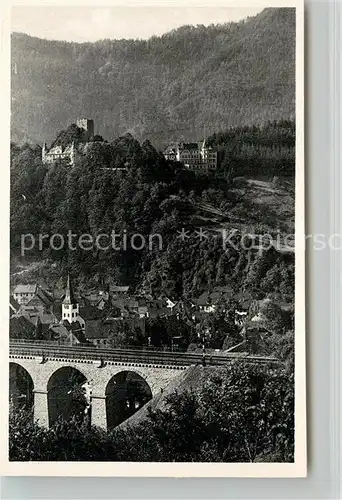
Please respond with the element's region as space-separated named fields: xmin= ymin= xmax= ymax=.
xmin=62 ymin=274 xmax=79 ymax=323
xmin=63 ymin=274 xmax=77 ymax=305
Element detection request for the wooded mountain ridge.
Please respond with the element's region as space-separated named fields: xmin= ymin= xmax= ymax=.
xmin=11 ymin=8 xmax=295 ymax=146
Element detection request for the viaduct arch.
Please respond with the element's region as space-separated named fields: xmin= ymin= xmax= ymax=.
xmin=9 ymin=354 xmax=186 ymax=430
xmin=47 ymin=366 xmax=88 ymax=427
xmin=9 ymin=362 xmax=34 ymax=412
xmin=105 ymin=371 xmax=153 ymax=431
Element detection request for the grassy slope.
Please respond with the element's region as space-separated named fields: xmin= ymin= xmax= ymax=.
xmin=193 ymin=177 xmax=295 ymax=245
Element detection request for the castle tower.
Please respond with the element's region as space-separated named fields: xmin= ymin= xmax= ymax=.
xmin=62 ymin=275 xmax=79 ymax=323
xmin=76 ymin=118 xmax=94 ymax=141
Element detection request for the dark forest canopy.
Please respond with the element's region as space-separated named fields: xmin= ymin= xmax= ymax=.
xmin=11 ymin=8 xmax=295 ymax=146
xmin=207 ymin=119 xmax=295 ymax=179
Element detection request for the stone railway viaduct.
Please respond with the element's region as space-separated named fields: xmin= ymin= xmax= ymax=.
xmin=9 ymin=342 xmax=277 ymax=431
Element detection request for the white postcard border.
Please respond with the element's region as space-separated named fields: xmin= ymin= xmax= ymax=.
xmin=0 ymin=0 xmax=306 ymax=477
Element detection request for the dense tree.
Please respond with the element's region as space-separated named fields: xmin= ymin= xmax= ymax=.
xmin=9 ymin=406 xmax=113 ymax=461
xmin=207 ymin=120 xmax=295 ymax=178
xmin=10 ymin=124 xmax=294 ymax=319
xmin=10 ymin=362 xmax=294 ymax=462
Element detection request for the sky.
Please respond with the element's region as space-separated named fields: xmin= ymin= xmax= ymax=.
xmin=11 ymin=6 xmax=263 ymax=42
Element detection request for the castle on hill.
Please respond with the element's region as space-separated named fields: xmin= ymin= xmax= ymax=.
xmin=42 ymin=118 xmax=95 ymax=166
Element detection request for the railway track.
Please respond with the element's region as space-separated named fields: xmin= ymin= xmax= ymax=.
xmin=9 ymin=341 xmax=278 ymax=367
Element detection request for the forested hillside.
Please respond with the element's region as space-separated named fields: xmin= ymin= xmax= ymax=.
xmin=11 ymin=8 xmax=295 ymax=146
xmin=10 ymin=121 xmax=295 ymax=303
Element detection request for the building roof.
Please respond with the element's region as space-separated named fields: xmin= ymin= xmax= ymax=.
xmin=163 ymin=145 xmax=177 ymax=155
xmin=80 ymin=294 xmax=107 ymax=309
xmin=13 ymin=284 xmax=37 ymax=294
xmin=110 ymin=296 xmax=170 ymax=317
xmin=62 ymin=275 xmax=78 ymax=305
xmin=19 ymin=311 xmax=57 ymax=326
xmin=24 ymin=314 xmax=41 ymax=327
xmin=85 ymin=317 xmax=145 ymax=340
xmin=256 ymin=296 xmax=293 ymax=312
xmin=37 ymin=287 xmax=53 ymax=304
xmin=63 ymin=319 xmax=83 ymax=332
xmin=18 ymin=306 xmax=40 ymax=315
xmin=235 ymin=291 xmax=254 ymax=309
xmin=79 ymin=305 xmax=103 ymax=321
xmin=215 ymin=285 xmax=234 ymax=293
xmin=112 ymin=297 xmax=139 ymax=310
xmin=163 ymin=296 xmax=177 ymax=307
xmin=62 ymin=320 xmax=88 ymax=343
xmin=109 ymin=285 xmax=130 ymax=293
xmin=164 ymin=141 xmax=215 ymax=158
xmin=196 ymin=292 xmax=210 ymax=306
xmin=149 ymin=299 xmax=165 ymax=309
xmin=49 ymin=324 xmax=69 ymax=338
xmin=173 ymin=298 xmax=195 ymax=315
xmin=197 ymin=291 xmax=219 ymax=306
xmin=49 ymin=324 xmax=87 ymax=345
xmin=196 ymin=288 xmax=235 ymax=307
xmin=63 ymin=143 xmax=75 ymax=153
xmin=52 ymin=301 xmax=63 ymax=321
xmin=26 ymin=290 xmax=52 ymax=308
xmin=53 ymin=288 xmax=65 ymax=300
xmin=84 ymin=293 xmax=104 ymax=302
xmin=38 ymin=313 xmax=57 ymax=325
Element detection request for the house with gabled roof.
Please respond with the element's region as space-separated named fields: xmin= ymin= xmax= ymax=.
xmin=109 ymin=285 xmax=130 ymax=295
xmin=76 ymin=304 xmax=104 ymax=332
xmin=13 ymin=284 xmax=38 ymax=304
xmin=20 ymin=287 xmax=53 ymax=315
xmin=49 ymin=322 xmax=88 ymax=346
xmin=80 ymin=290 xmax=109 ymax=310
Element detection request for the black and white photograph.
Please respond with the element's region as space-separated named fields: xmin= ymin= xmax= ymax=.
xmin=4 ymin=0 xmax=305 ymax=476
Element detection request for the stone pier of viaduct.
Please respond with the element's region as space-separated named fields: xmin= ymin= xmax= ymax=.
xmin=10 ymin=353 xmax=188 ymax=430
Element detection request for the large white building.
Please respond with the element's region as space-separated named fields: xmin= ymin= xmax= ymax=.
xmin=164 ymin=140 xmax=217 ymax=171
xmin=42 ymin=142 xmax=76 ymax=166
xmin=13 ymin=284 xmax=38 ymax=305
xmin=42 ymin=118 xmax=95 ymax=167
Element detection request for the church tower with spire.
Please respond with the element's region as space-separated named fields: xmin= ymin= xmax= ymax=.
xmin=62 ymin=275 xmax=79 ymax=323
